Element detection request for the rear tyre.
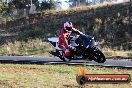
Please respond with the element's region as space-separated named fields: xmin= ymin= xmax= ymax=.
xmin=49 ymin=50 xmax=71 ymax=62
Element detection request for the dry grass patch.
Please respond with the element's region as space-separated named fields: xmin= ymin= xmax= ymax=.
xmin=0 ymin=38 xmax=131 ymax=59
xmin=0 ymin=64 xmax=131 ymax=88
xmin=0 ymin=39 xmax=53 ymax=56
xmin=102 ymin=48 xmax=132 ymax=58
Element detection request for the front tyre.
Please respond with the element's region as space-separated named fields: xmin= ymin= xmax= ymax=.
xmin=92 ymin=47 xmax=106 ymax=63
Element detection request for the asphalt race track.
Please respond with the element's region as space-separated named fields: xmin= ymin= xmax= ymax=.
xmin=0 ymin=56 xmax=132 ymax=68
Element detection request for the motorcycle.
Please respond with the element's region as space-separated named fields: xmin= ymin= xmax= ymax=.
xmin=48 ymin=30 xmax=106 ymax=63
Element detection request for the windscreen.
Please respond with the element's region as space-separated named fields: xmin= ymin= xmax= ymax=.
xmin=77 ymin=34 xmax=95 ymax=48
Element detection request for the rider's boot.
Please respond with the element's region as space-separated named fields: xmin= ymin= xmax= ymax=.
xmin=64 ymin=49 xmax=70 ymax=61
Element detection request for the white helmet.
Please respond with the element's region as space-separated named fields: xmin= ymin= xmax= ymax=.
xmin=63 ymin=21 xmax=73 ymax=32
xmin=64 ymin=21 xmax=73 ymax=28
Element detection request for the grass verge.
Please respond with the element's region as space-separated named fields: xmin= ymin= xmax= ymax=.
xmin=102 ymin=48 xmax=132 ymax=59
xmin=0 ymin=64 xmax=131 ymax=88
xmin=0 ymin=38 xmax=131 ymax=59
xmin=0 ymin=39 xmax=53 ymax=57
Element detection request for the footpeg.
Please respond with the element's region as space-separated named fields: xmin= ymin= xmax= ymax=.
xmin=49 ymin=51 xmax=57 ymax=56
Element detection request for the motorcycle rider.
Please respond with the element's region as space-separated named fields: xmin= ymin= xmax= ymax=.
xmin=58 ymin=21 xmax=80 ymax=61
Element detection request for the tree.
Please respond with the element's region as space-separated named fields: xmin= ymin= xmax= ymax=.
xmin=8 ymin=0 xmax=39 ymax=9
xmin=68 ymin=0 xmax=87 ymax=7
xmin=0 ymin=0 xmax=10 ymax=15
xmin=39 ymin=0 xmax=60 ymax=10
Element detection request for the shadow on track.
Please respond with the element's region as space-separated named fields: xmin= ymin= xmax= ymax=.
xmin=0 ymin=60 xmax=89 ymax=65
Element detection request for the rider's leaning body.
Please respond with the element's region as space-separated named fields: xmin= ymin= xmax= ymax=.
xmin=58 ymin=21 xmax=79 ymax=58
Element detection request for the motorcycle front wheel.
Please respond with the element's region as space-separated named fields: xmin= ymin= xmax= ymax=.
xmin=92 ymin=47 xmax=106 ymax=63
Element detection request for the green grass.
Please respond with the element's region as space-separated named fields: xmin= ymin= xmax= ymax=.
xmin=0 ymin=64 xmax=132 ymax=88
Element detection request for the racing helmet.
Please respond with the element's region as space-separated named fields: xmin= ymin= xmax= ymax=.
xmin=64 ymin=21 xmax=73 ymax=31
